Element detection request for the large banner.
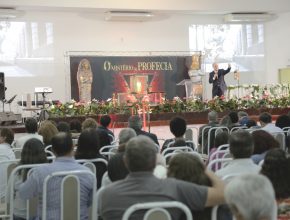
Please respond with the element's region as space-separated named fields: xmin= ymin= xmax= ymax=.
xmin=70 ymin=56 xmax=191 ymax=102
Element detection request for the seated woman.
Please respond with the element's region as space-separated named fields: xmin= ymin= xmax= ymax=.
xmin=161 ymin=117 xmax=193 ymax=153
xmin=207 ymin=131 xmax=229 ymax=169
xmin=260 ymin=149 xmax=290 ymax=220
xmin=6 ymin=138 xmax=47 ymax=220
xmin=0 ymin=128 xmax=16 ymax=202
xmin=167 ymin=153 xmax=212 ymax=220
xmin=38 ymin=120 xmax=58 ymax=147
xmin=251 ymin=130 xmax=280 ymax=164
xmin=75 ymin=128 xmax=107 ymax=189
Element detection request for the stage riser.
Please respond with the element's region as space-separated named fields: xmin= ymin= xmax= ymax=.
xmin=48 ymin=108 xmax=290 ymax=129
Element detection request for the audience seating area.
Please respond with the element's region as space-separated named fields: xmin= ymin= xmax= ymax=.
xmin=0 ymin=111 xmax=290 ymax=220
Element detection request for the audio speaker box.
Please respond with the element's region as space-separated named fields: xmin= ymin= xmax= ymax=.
xmin=0 ymin=72 xmax=5 ymax=101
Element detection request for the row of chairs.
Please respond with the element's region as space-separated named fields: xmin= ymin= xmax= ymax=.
xmin=0 ymin=156 xmax=108 ymax=220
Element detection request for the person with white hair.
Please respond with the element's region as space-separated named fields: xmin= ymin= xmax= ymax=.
xmin=128 ymin=115 xmax=159 ymax=145
xmin=225 ymin=174 xmax=277 ymax=220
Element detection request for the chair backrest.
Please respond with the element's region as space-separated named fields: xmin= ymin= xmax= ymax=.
xmin=164 ymin=151 xmax=203 ymax=165
xmin=45 ymin=150 xmax=55 ymax=158
xmin=44 ymin=145 xmax=52 ymax=151
xmin=99 ymin=145 xmax=118 ymax=159
xmin=230 ymin=126 xmax=248 ymax=134
xmin=0 ymin=159 xmax=19 ymax=218
xmin=13 ymin=149 xmax=22 ymax=159
xmin=207 ymin=127 xmax=229 ymax=155
xmin=7 ymin=163 xmax=47 ymax=220
xmin=201 ymin=126 xmax=212 ymax=154
xmin=271 ymin=132 xmax=285 ymax=151
xmin=144 ymin=208 xmax=172 ymax=220
xmin=83 ymin=161 xmax=96 ymax=175
xmin=184 ymin=128 xmax=193 ymax=142
xmin=121 ymin=201 xmax=192 ymax=220
xmin=108 ymin=134 xmax=115 ymax=144
xmin=207 ymin=158 xmax=233 ymax=172
xmin=282 ymin=127 xmax=290 ymax=132
xmin=187 ymin=126 xmax=199 ymax=147
xmin=42 ymin=170 xmax=96 ymax=220
xmin=161 ymin=146 xmax=194 ymax=156
xmin=99 ymin=145 xmax=118 ymax=153
xmin=216 ymin=144 xmax=229 ymax=152
xmin=208 ymin=149 xmax=230 ymax=162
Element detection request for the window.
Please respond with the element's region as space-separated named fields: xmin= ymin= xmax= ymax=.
xmin=31 ymin=22 xmax=39 ymax=49
xmin=246 ymin=24 xmax=253 ymax=47
xmin=45 ymin=22 xmax=53 ymax=45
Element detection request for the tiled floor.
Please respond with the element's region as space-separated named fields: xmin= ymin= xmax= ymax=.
xmin=112 ymin=124 xmax=203 ymax=146
xmin=14 ymin=124 xmax=204 ymax=146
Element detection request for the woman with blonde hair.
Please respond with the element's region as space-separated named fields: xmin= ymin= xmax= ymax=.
xmin=38 ymin=120 xmax=58 ymax=147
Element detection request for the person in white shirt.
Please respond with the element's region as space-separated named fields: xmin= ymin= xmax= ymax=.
xmin=0 ymin=128 xmax=16 ymax=201
xmin=13 ymin=118 xmax=43 ymax=148
xmin=259 ymin=112 xmax=283 ymax=133
xmin=216 ymin=130 xmax=260 ymax=179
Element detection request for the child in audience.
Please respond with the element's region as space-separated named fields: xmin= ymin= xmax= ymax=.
xmin=6 ymin=138 xmax=47 ymax=220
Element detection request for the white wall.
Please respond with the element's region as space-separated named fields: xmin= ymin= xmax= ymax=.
xmin=1 ymin=10 xmax=290 ymax=113
xmin=265 ymin=12 xmax=290 ymax=83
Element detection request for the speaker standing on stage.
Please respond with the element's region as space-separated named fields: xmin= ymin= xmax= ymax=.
xmin=209 ymin=63 xmax=231 ymax=98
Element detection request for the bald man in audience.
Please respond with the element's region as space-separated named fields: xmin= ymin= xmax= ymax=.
xmin=98 ymin=136 xmax=225 ymax=220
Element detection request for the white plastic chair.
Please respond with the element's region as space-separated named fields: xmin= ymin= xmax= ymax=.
xmin=164 ymin=151 xmax=203 ymax=164
xmin=271 ymin=132 xmax=286 ymax=151
xmin=42 ymin=170 xmax=96 ymax=220
xmin=99 ymin=145 xmax=118 ymax=158
xmin=216 ymin=144 xmax=229 ymax=152
xmin=44 ymin=145 xmax=52 ymax=151
xmin=207 ymin=127 xmax=229 ymax=155
xmin=187 ymin=126 xmax=199 ymax=146
xmin=230 ymin=126 xmax=248 ymax=134
xmin=161 ymin=146 xmax=194 ymax=156
xmin=201 ymin=126 xmax=212 ymax=154
xmin=122 ymin=201 xmax=192 ymax=220
xmin=7 ymin=163 xmax=47 ymax=220
xmin=208 ymin=149 xmax=230 ymax=162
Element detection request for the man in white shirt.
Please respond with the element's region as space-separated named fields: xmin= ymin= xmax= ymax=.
xmin=259 ymin=112 xmax=283 ymax=133
xmin=0 ymin=128 xmax=16 ymax=200
xmin=216 ymin=130 xmax=260 ymax=179
xmin=13 ymin=118 xmax=43 ymax=148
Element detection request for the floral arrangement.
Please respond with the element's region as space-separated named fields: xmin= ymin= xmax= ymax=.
xmin=48 ymin=94 xmax=290 ymax=117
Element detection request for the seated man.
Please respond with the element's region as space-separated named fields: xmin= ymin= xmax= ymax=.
xmin=19 ymin=132 xmax=94 ymax=220
xmin=161 ymin=116 xmax=193 ymax=153
xmin=13 ymin=118 xmax=43 ymax=148
xmin=225 ymin=174 xmax=277 ymax=220
xmin=98 ymin=115 xmax=114 ymax=143
xmin=98 ymin=136 xmax=225 ymax=220
xmin=128 ymin=115 xmax=159 ymax=145
xmin=198 ymin=111 xmax=219 ymax=153
xmin=216 ymin=130 xmax=260 ymax=178
xmin=259 ymin=112 xmax=282 ymax=133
